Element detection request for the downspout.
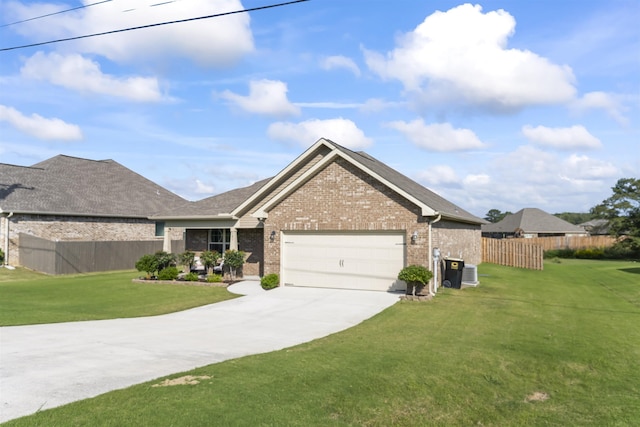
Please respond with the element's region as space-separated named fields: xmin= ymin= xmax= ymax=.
xmin=2 ymin=212 xmax=13 ymax=266
xmin=428 ymin=213 xmax=442 ymax=295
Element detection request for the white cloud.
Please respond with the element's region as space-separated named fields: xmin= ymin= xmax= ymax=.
xmin=363 ymin=3 xmax=576 ymax=111
xmin=267 ymin=118 xmax=372 ymax=149
xmin=320 ymin=55 xmax=361 ymax=77
xmin=415 ymin=165 xmax=460 ymax=187
xmin=6 ymin=0 xmax=253 ymax=66
xmin=194 ymin=179 xmax=216 ymax=195
xmin=0 ymin=104 xmax=82 ymax=141
xmin=385 ymin=119 xmax=486 ymax=152
xmin=571 ymin=91 xmax=628 ymax=125
xmin=220 ymin=80 xmax=300 ymax=118
xmin=522 ymin=125 xmax=601 ymax=150
xmin=21 ymin=52 xmax=163 ymax=102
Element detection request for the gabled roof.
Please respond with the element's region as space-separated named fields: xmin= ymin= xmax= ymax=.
xmin=0 ymin=155 xmax=186 ymax=217
xmin=152 ymin=178 xmax=271 ymax=220
xmin=154 ymin=138 xmax=484 ymax=225
xmin=481 ymin=208 xmax=585 ymax=234
xmin=249 ymin=139 xmax=484 ymax=224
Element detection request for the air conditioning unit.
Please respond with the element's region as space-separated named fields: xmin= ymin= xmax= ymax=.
xmin=461 ymin=264 xmax=479 ymax=287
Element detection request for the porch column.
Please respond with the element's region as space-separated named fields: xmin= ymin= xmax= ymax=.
xmin=230 ymin=227 xmax=238 ymax=251
xmin=163 ymin=227 xmax=171 ymax=252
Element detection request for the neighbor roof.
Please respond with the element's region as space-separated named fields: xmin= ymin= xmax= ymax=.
xmin=481 ymin=208 xmax=585 ymax=234
xmin=0 ymin=155 xmax=186 ymax=217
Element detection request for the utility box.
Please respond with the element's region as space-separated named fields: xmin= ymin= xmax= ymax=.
xmin=443 ymin=258 xmax=464 ymax=289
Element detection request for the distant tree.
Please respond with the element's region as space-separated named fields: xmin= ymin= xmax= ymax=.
xmin=554 ymin=212 xmax=593 ymax=225
xmin=484 ymin=209 xmax=512 ymax=223
xmin=591 ymin=178 xmax=640 ymax=257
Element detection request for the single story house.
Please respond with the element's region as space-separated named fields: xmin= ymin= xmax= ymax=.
xmin=481 ymin=207 xmax=587 ymax=239
xmin=0 ymin=155 xmax=186 ymax=271
xmin=579 ymin=219 xmax=610 ymax=235
xmin=153 ymin=138 xmax=485 ymax=292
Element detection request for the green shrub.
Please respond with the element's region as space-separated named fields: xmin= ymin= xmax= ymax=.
xmin=179 ymin=251 xmax=196 ymax=271
xmin=397 ymin=265 xmax=433 ymax=284
xmin=135 ymin=254 xmax=159 ymax=279
xmin=0 ymin=248 xmax=4 ymax=264
xmin=207 ymin=274 xmax=223 ymax=283
xmin=261 ymin=273 xmax=279 ymax=290
xmin=604 ymin=239 xmax=640 ymax=260
xmin=154 ymin=251 xmax=177 ymax=271
xmin=224 ymin=249 xmax=245 ymax=279
xmin=544 ymin=248 xmax=576 ymax=259
xmin=200 ymin=250 xmax=221 ymax=273
xmin=157 ymin=266 xmax=179 ymax=280
xmin=184 ymin=272 xmax=199 ymax=282
xmin=575 ymin=248 xmax=605 ymax=259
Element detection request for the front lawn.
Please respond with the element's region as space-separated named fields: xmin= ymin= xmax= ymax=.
xmin=4 ymin=260 xmax=640 ymax=426
xmin=0 ymin=269 xmax=238 ymax=326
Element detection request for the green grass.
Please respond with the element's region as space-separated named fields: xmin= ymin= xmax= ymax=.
xmin=0 ymin=268 xmax=238 ymax=326
xmin=4 ymin=260 xmax=640 ymax=426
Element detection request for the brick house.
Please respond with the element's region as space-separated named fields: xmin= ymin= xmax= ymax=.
xmin=481 ymin=208 xmax=587 ymax=238
xmin=0 ymin=155 xmax=185 ymax=269
xmin=153 ymin=138 xmax=485 ymax=291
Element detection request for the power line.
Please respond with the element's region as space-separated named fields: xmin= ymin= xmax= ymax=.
xmin=1 ymin=0 xmax=114 ymax=28
xmin=0 ymin=0 xmax=310 ymax=52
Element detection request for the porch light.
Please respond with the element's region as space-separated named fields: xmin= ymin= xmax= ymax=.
xmin=411 ymin=231 xmax=418 ymax=243
xmin=270 ymin=230 xmax=276 ymax=242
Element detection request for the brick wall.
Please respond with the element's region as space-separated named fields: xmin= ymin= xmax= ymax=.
xmin=238 ymin=228 xmax=264 ymax=277
xmin=262 ymin=158 xmax=434 ymax=275
xmin=432 ymin=219 xmax=482 ymax=265
xmin=3 ymin=213 xmax=182 ymax=266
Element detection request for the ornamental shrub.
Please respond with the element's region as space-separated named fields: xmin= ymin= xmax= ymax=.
xmin=224 ymin=249 xmax=245 ymax=279
xmin=398 ymin=265 xmax=433 ymax=284
xmin=135 ymin=254 xmax=159 ymax=279
xmin=207 ymin=274 xmax=223 ymax=283
xmin=179 ymin=251 xmax=196 ymax=271
xmin=184 ymin=272 xmax=199 ymax=282
xmin=575 ymin=248 xmax=605 ymax=259
xmin=200 ymin=250 xmax=221 ymax=273
xmin=154 ymin=251 xmax=177 ymax=271
xmin=157 ymin=266 xmax=179 ymax=280
xmin=261 ymin=273 xmax=279 ymax=290
xmin=0 ymin=248 xmax=4 ymax=264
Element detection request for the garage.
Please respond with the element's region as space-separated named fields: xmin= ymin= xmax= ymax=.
xmin=281 ymin=231 xmax=406 ymax=291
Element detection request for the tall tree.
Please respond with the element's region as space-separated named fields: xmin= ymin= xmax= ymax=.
xmin=484 ymin=209 xmax=512 ymax=223
xmin=591 ymin=178 xmax=640 ymax=242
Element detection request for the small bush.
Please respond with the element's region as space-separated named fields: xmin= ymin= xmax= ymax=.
xmin=544 ymin=248 xmax=576 ymax=259
xmin=604 ymin=240 xmax=640 ymax=260
xmin=261 ymin=273 xmax=279 ymax=290
xmin=157 ymin=266 xmax=179 ymax=281
xmin=398 ymin=265 xmax=433 ymax=284
xmin=135 ymin=254 xmax=159 ymax=279
xmin=207 ymin=274 xmax=223 ymax=283
xmin=179 ymin=251 xmax=196 ymax=271
xmin=184 ymin=272 xmax=199 ymax=282
xmin=0 ymin=248 xmax=4 ymax=264
xmin=154 ymin=251 xmax=177 ymax=271
xmin=575 ymin=248 xmax=605 ymax=259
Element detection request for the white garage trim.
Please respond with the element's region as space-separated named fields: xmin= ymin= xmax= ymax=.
xmin=281 ymin=231 xmax=406 ymax=292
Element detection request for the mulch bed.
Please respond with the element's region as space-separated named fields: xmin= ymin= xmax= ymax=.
xmin=132 ymin=278 xmax=239 ymax=288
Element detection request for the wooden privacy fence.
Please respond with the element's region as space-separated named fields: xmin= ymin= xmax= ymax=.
xmin=19 ymin=233 xmax=185 ymax=275
xmin=482 ymin=237 xmax=544 ymax=270
xmin=523 ymin=235 xmax=616 ymax=251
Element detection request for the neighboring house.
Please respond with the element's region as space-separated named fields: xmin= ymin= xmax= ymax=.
xmin=579 ymin=219 xmax=611 ymax=236
xmin=0 ymin=155 xmax=186 ymax=269
xmin=481 ymin=208 xmax=587 ymax=238
xmin=153 ymin=138 xmax=486 ymax=292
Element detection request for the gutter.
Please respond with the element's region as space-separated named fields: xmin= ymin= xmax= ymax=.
xmin=2 ymin=211 xmax=13 ymax=266
xmin=428 ymin=213 xmax=442 ymax=295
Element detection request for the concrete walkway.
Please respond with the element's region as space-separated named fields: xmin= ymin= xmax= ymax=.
xmin=0 ymin=282 xmax=400 ymax=423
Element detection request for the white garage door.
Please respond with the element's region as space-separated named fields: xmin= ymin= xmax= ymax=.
xmin=281 ymin=232 xmax=406 ymax=291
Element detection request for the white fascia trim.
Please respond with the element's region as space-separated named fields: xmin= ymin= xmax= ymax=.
xmin=253 ymin=149 xmax=437 ymax=218
xmin=231 ymin=138 xmax=334 ymax=217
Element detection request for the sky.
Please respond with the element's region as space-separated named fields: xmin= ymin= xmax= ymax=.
xmin=0 ymin=0 xmax=638 ymax=218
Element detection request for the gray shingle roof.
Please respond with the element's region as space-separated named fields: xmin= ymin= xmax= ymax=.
xmin=481 ymin=208 xmax=585 ymax=234
xmin=328 ymin=140 xmax=485 ymax=224
xmin=0 ymin=155 xmax=186 ymax=217
xmin=155 ymin=178 xmax=271 ymax=218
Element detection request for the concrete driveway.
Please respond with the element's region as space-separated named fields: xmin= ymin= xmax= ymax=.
xmin=0 ymin=282 xmax=399 ymax=423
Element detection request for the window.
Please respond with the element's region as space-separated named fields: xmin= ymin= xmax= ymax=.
xmin=208 ymin=229 xmax=231 ymax=254
xmin=155 ymin=222 xmax=165 ymax=237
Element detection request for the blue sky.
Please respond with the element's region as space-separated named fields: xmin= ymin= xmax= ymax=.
xmin=0 ymin=0 xmax=638 ymax=218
